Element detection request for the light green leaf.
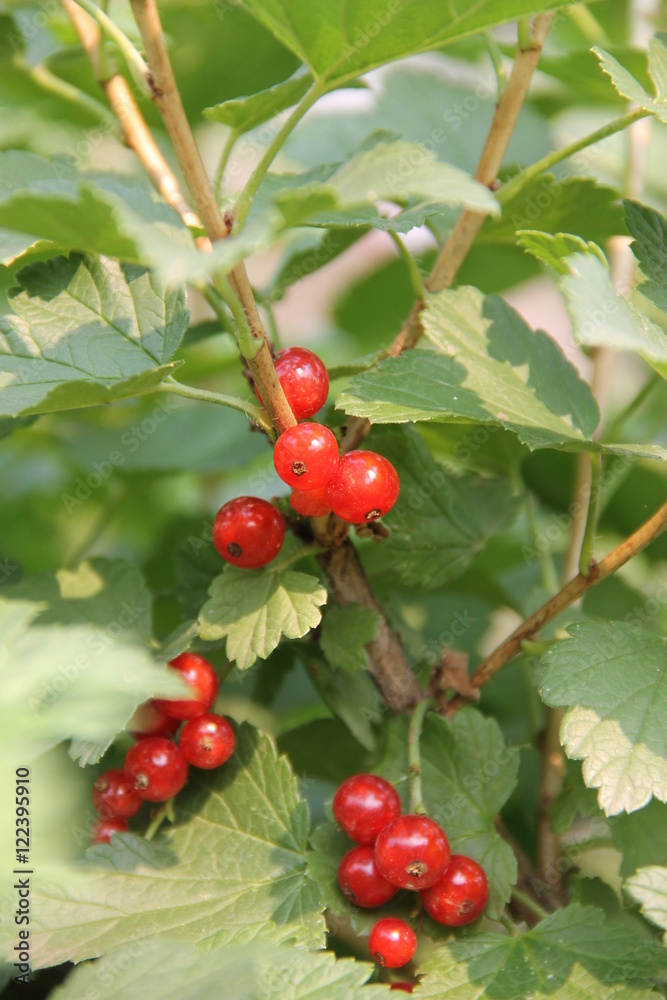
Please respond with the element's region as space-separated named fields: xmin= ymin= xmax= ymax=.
xmin=594 ymin=36 xmax=667 ymax=122
xmin=518 ymin=231 xmax=607 ymax=275
xmin=416 ymin=904 xmax=667 ymax=998
xmin=239 ymin=0 xmax=577 ymax=89
xmin=539 ymin=622 xmax=667 ymax=816
xmin=626 ymin=866 xmax=667 ymax=939
xmin=12 ymin=725 xmax=324 ymax=968
xmin=320 ymin=604 xmax=379 ymax=674
xmin=560 ymin=253 xmax=667 ymax=378
xmin=337 ymin=286 xmax=600 ymax=451
xmin=0 ymin=597 xmax=186 ymax=763
xmin=625 ymin=199 xmax=667 ymax=313
xmin=369 ymin=425 xmax=522 ymax=590
xmin=378 ymin=708 xmax=519 ymax=919
xmin=0 ymin=254 xmax=188 ymax=417
xmin=198 ymin=564 xmax=327 ymax=669
xmin=204 ymin=70 xmax=313 ymax=132
xmin=50 ymin=941 xmax=385 ymax=1000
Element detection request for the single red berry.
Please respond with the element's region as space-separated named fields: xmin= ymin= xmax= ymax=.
xmin=368 ymin=918 xmax=417 ymax=969
xmin=421 ymin=854 xmax=489 ymax=926
xmin=92 ymin=769 xmax=142 ymax=820
xmin=289 ymin=485 xmax=331 ymax=518
xmin=326 ymin=451 xmax=400 ymax=523
xmin=333 ymin=774 xmax=401 ymax=845
xmin=374 ymin=815 xmax=450 ymax=891
xmin=390 ymin=985 xmax=414 ymax=993
xmin=256 ymin=347 xmax=329 ymax=420
xmin=123 ymin=737 xmax=189 ymax=802
xmin=273 ymin=422 xmax=338 ymax=490
xmin=127 ymin=699 xmax=180 ymax=740
xmin=154 ymin=652 xmax=218 ymax=721
xmin=213 ymin=496 xmax=285 ymax=569
xmin=91 ymin=818 xmax=128 ymax=845
xmin=337 ymin=845 xmax=398 ymax=908
xmin=179 ymin=714 xmax=236 ymax=769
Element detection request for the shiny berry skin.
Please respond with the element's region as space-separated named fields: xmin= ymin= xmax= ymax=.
xmin=127 ymin=700 xmax=180 ymax=740
xmin=326 ymin=451 xmax=400 ymax=523
xmin=256 ymin=347 xmax=329 ymax=420
xmin=374 ymin=815 xmax=450 ymax=891
xmin=179 ymin=714 xmax=236 ymax=769
xmin=333 ymin=774 xmax=401 ymax=845
xmin=273 ymin=423 xmax=338 ymax=491
xmin=421 ymin=854 xmax=489 ymax=926
xmin=154 ymin=652 xmax=219 ymax=721
xmin=92 ymin=769 xmax=142 ymax=820
xmin=337 ymin=845 xmax=398 ymax=908
xmin=368 ymin=918 xmax=417 ymax=969
xmin=289 ymin=485 xmax=331 ymax=517
xmin=91 ymin=818 xmax=128 ymax=845
xmin=213 ymin=496 xmax=284 ymax=569
xmin=123 ymin=737 xmax=189 ymax=802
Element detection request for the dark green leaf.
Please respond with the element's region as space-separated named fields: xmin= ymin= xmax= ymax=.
xmin=625 ymin=199 xmax=667 ymax=313
xmin=320 ymin=604 xmax=379 ymax=673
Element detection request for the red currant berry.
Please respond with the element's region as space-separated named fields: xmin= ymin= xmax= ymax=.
xmin=154 ymin=652 xmax=218 ymax=721
xmin=123 ymin=737 xmax=188 ymax=802
xmin=256 ymin=347 xmax=329 ymax=420
xmin=273 ymin=423 xmax=338 ymax=490
xmin=92 ymin=769 xmax=142 ymax=820
xmin=326 ymin=451 xmax=400 ymax=523
xmin=127 ymin=700 xmax=180 ymax=740
xmin=91 ymin=818 xmax=128 ymax=845
xmin=337 ymin=845 xmax=398 ymax=908
xmin=179 ymin=714 xmax=235 ymax=769
xmin=421 ymin=854 xmax=489 ymax=926
xmin=333 ymin=774 xmax=401 ymax=845
xmin=213 ymin=496 xmax=284 ymax=569
xmin=374 ymin=815 xmax=450 ymax=891
xmin=289 ymin=485 xmax=331 ymax=518
xmin=368 ymin=918 xmax=417 ymax=969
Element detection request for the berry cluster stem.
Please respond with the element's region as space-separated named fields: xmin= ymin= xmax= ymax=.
xmin=408 ymin=698 xmax=435 ymax=815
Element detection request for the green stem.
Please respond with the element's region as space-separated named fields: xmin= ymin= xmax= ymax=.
xmin=18 ymin=59 xmax=111 ymax=121
xmin=233 ymin=82 xmax=323 ymax=230
xmin=604 ymin=372 xmax=661 ymax=441
xmin=484 ymin=29 xmax=508 ymax=100
xmin=156 ymin=377 xmax=273 ymax=435
xmin=205 ymin=278 xmax=262 ymax=362
xmin=408 ymin=698 xmax=436 ymax=814
xmin=566 ymin=3 xmax=609 ymax=44
xmin=579 ymin=452 xmax=601 ymax=575
xmin=144 ymin=798 xmax=175 ymax=841
xmin=214 ymin=128 xmax=239 ymax=199
xmin=517 ymin=16 xmax=534 ymax=51
xmin=500 ymin=913 xmax=518 ymax=935
xmin=71 ymin=0 xmax=151 ymax=93
xmin=511 ymin=888 xmax=548 ymax=920
xmin=269 ymin=545 xmax=326 ymax=573
xmin=388 ymin=232 xmax=427 ymax=301
xmin=498 ymin=108 xmax=651 ymax=206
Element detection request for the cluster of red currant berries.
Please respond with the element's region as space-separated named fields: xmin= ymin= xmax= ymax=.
xmin=333 ymin=774 xmax=489 ymax=973
xmin=91 ymin=653 xmax=233 ymax=845
xmin=211 ymin=348 xmax=401 ymax=570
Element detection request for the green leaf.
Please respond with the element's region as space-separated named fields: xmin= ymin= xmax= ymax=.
xmin=337 ymin=286 xmax=600 ymax=451
xmin=238 ymin=0 xmax=578 ymax=89
xmin=517 ymin=231 xmax=607 ymax=275
xmin=0 ymin=597 xmax=186 ymax=764
xmin=625 ymin=199 xmax=667 ymax=313
xmin=204 ymin=69 xmax=313 ymax=132
xmin=320 ymin=604 xmax=379 ymax=673
xmin=0 ymin=254 xmax=188 ymax=417
xmin=539 ymin=622 xmax=667 ymax=816
xmin=594 ymin=35 xmax=667 ymax=122
xmin=268 ymin=227 xmax=367 ymax=301
xmin=198 ymin=564 xmax=327 ymax=669
xmin=368 ymin=426 xmax=522 ymax=590
xmin=415 ymin=904 xmax=667 ymax=998
xmin=16 ymin=725 xmax=324 ymax=968
xmin=560 ymin=253 xmax=667 ymax=378
xmin=611 ymin=800 xmax=667 ymax=878
xmin=307 ymin=657 xmax=379 ymax=751
xmin=50 ymin=941 xmax=385 ymax=1000
xmin=274 ymin=132 xmax=500 ymax=228
xmin=626 ymin=867 xmax=667 ymax=939
xmin=377 ymin=708 xmax=519 ymax=919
